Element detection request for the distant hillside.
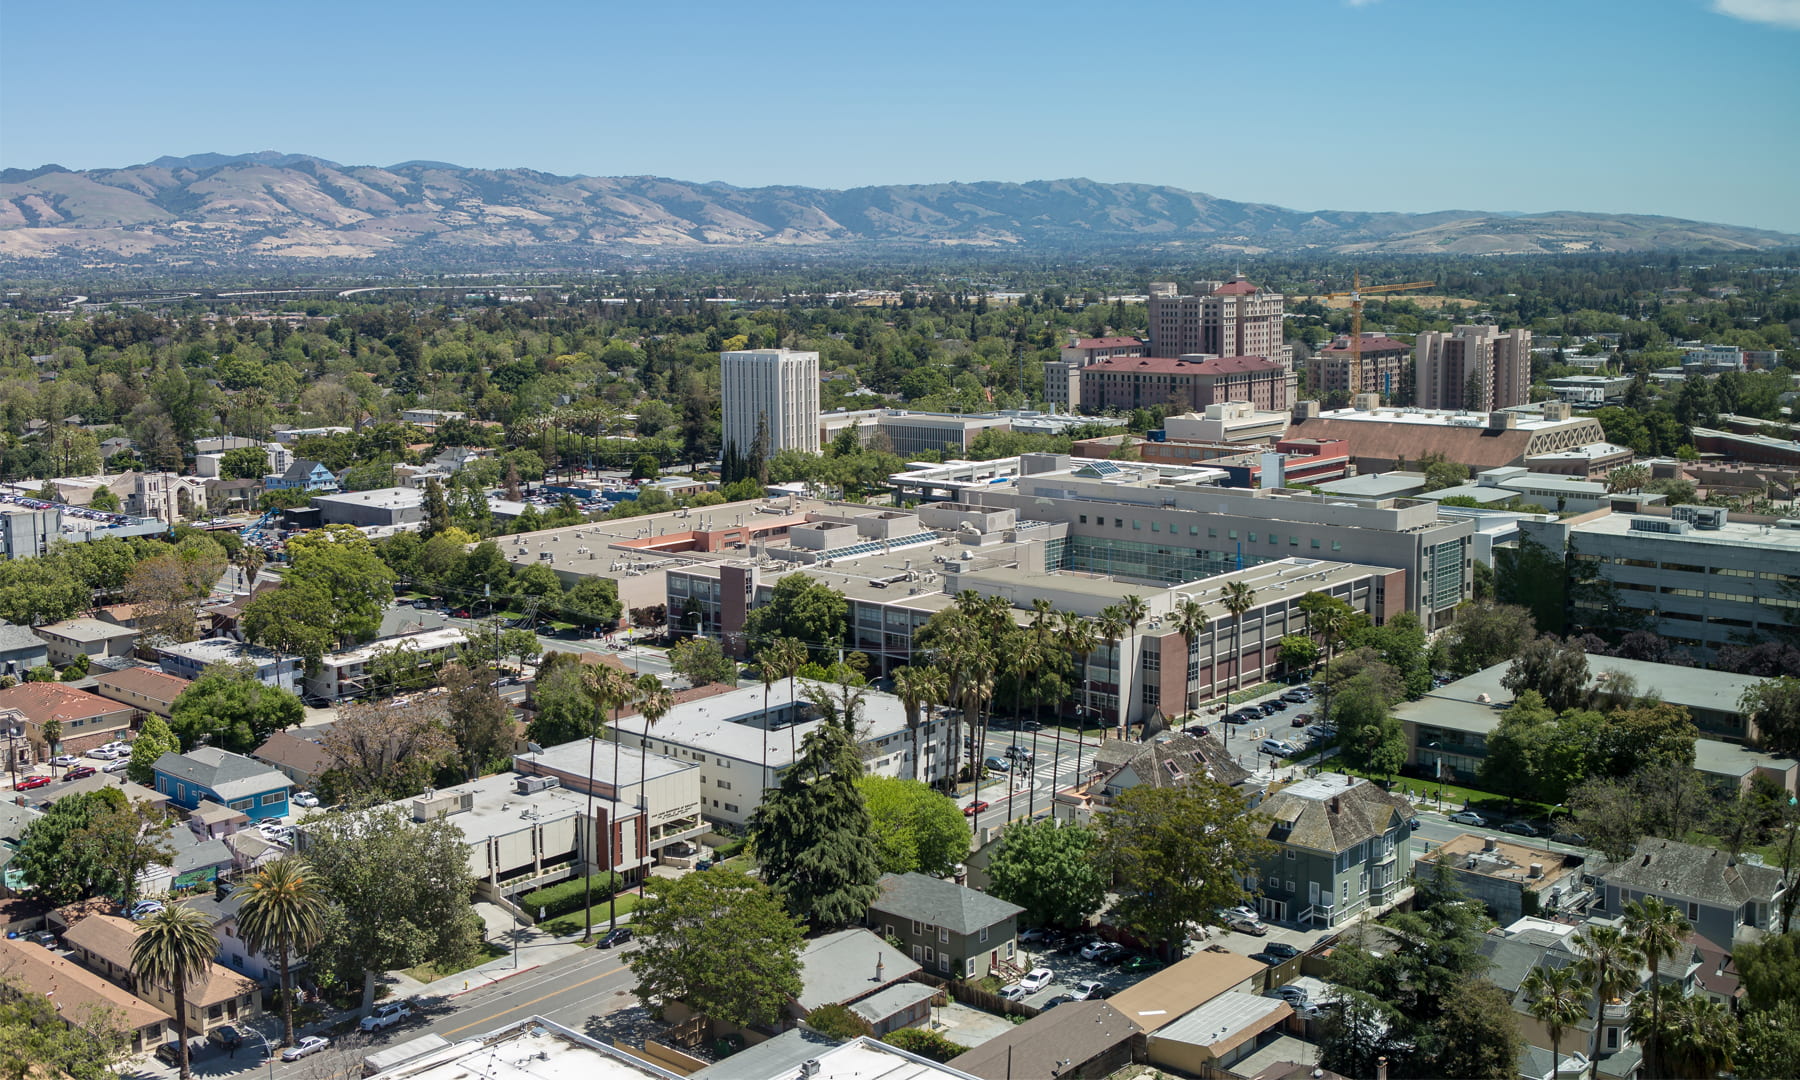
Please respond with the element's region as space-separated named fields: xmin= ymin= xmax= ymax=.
xmin=1 ymin=151 xmax=1792 ymax=267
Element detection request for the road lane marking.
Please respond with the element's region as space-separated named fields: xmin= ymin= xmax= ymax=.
xmin=444 ymin=964 xmax=628 ymax=1035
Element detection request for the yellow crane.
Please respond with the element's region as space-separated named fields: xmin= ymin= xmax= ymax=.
xmin=1320 ymin=274 xmax=1434 ymax=400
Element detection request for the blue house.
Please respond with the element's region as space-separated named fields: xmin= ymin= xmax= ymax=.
xmin=151 ymin=748 xmax=292 ymax=823
xmin=263 ymin=459 xmax=338 ymax=493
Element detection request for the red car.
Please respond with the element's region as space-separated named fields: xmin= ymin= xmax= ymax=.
xmin=963 ymin=800 xmax=990 ymax=816
xmin=64 ymin=765 xmax=97 ymax=781
xmin=14 ymin=775 xmax=51 ymax=791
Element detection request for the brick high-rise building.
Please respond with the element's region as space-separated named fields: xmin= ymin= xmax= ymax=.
xmin=1147 ymin=275 xmax=1292 ymax=368
xmin=720 ymin=348 xmax=820 ymax=458
xmin=1312 ymin=333 xmax=1414 ymax=401
xmin=1046 ymin=336 xmax=1145 ymax=408
xmin=1080 ymin=354 xmax=1293 ymax=413
xmin=1414 ymin=326 xmax=1532 ymax=412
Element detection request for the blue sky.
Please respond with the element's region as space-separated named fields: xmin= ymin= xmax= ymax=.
xmin=4 ymin=0 xmax=1798 ymax=232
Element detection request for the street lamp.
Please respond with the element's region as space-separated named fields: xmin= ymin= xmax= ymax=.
xmin=4 ymin=726 xmax=21 ymax=792
xmin=243 ymin=1027 xmax=276 ymax=1080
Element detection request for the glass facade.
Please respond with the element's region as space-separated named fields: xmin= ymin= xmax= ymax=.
xmin=1065 ymin=536 xmax=1270 ymax=586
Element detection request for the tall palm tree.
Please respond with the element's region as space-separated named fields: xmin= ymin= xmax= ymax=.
xmin=1571 ymin=923 xmax=1642 ymax=1080
xmin=579 ymin=663 xmax=634 ymax=939
xmin=131 ymin=904 xmax=218 ymax=1080
xmin=962 ymin=593 xmax=1013 ymax=786
xmin=1623 ymin=896 xmax=1691 ymax=1076
xmin=1095 ymin=606 xmax=1126 ymax=737
xmin=1055 ymin=612 xmax=1099 ymax=786
xmin=1221 ymin=581 xmax=1257 ymax=701
xmin=1171 ymin=598 xmax=1209 ymax=722
xmin=632 ymin=674 xmax=674 ymax=900
xmin=1659 ymin=992 xmax=1735 ymax=1078
xmin=1002 ymin=633 xmax=1045 ymax=824
xmin=233 ymin=856 xmax=328 ymax=1048
xmin=1023 ymin=599 xmax=1058 ymax=821
xmin=759 ymin=637 xmax=809 ymax=763
xmin=755 ymin=648 xmax=781 ymax=789
xmin=1522 ymin=963 xmax=1587 ymax=1080
xmin=1116 ymin=595 xmax=1148 ymax=738
xmin=891 ymin=665 xmax=946 ymax=783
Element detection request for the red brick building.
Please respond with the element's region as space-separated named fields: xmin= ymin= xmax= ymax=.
xmin=1080 ymin=354 xmax=1293 ymax=414
xmin=1312 ymin=334 xmax=1413 ymax=399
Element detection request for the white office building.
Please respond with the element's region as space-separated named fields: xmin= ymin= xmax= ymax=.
xmin=721 ymin=348 xmax=820 ymax=459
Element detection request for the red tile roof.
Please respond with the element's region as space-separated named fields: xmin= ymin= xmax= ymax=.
xmin=1212 ymin=280 xmax=1260 ymax=295
xmin=0 ymin=682 xmax=131 ymax=724
xmin=1082 ymin=355 xmax=1283 ymax=375
xmin=93 ymin=667 xmax=191 ymax=702
xmin=1070 ymin=337 xmax=1143 ymax=349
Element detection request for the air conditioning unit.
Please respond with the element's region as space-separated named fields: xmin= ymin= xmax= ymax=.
xmin=515 ymin=776 xmax=560 ymax=795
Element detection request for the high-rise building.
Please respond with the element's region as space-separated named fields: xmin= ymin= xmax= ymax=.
xmin=1414 ymin=326 xmax=1532 ymax=412
xmin=1146 ymin=275 xmax=1291 ymax=368
xmin=720 ymin=348 xmax=819 ymax=459
xmin=1312 ymin=333 xmax=1414 ymax=401
xmin=1046 ymin=336 xmax=1145 ymax=408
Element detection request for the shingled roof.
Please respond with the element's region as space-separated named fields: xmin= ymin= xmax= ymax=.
xmin=152 ymin=747 xmax=289 ymax=803
xmin=1597 ymin=837 xmax=1785 ymax=909
xmin=1093 ymin=731 xmax=1252 ymax=791
xmin=870 ymin=872 xmax=1023 ymax=936
xmin=1257 ymin=773 xmax=1410 ymax=853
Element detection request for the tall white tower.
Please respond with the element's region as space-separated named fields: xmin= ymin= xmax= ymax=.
xmin=720 ymin=348 xmax=821 ymax=459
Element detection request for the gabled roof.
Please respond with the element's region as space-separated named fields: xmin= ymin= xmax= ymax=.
xmin=252 ymin=729 xmax=332 ymax=778
xmin=92 ymin=666 xmax=190 ymax=702
xmin=794 ymin=928 xmax=920 ymax=1013
xmin=870 ymin=873 xmax=1023 ymax=935
xmin=60 ymin=914 xmax=258 ymax=1007
xmin=0 ymin=682 xmax=128 ymax=725
xmin=152 ymin=747 xmax=289 ymax=803
xmin=275 ymin=458 xmax=329 ymax=480
xmin=947 ymin=1001 xmax=1140 ymax=1080
xmin=1092 ymin=732 xmax=1251 ymax=791
xmin=0 ymin=622 xmax=47 ymax=655
xmin=1597 ymin=838 xmax=1785 ymax=909
xmin=1256 ymin=774 xmax=1409 ymax=853
xmin=0 ymin=934 xmax=169 ymax=1031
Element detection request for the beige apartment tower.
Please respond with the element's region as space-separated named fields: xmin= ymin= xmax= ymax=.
xmin=1146 ymin=275 xmax=1292 ymax=368
xmin=721 ymin=348 xmax=820 ymax=458
xmin=1414 ymin=326 xmax=1532 ymax=412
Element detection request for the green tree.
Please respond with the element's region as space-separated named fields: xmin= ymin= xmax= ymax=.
xmin=668 ymin=636 xmax=738 ymax=686
xmin=317 ymin=698 xmax=456 ymax=803
xmin=304 ymin=804 xmax=484 ymax=1012
xmin=1332 ymin=675 xmax=1407 ymax=780
xmin=1501 ymin=636 xmax=1589 ymax=713
xmin=441 ymin=662 xmax=513 ymax=781
xmin=282 ymin=525 xmax=397 ymax=645
xmin=740 ymin=573 xmax=848 ymax=657
xmin=882 ymin=1027 xmax=965 ymax=1063
xmin=630 ymin=453 xmax=660 ymax=481
xmin=1572 ymin=922 xmax=1642 ymax=1080
xmin=1426 ymin=977 xmax=1522 ymax=1080
xmin=1097 ymin=779 xmax=1275 ymax=953
xmin=1441 ymin=601 xmax=1537 ymax=676
xmin=985 ymin=819 xmax=1107 ymax=929
xmin=1740 ymin=676 xmax=1800 ymax=757
xmin=1736 ymin=932 xmax=1800 ymax=1012
xmin=748 ymin=715 xmax=881 ymax=929
xmin=1593 ymin=700 xmax=1697 ymax=778
xmin=422 ymin=476 xmax=452 ymax=537
xmin=524 ymin=660 xmax=596 ymax=748
xmin=130 ymin=904 xmax=218 ymax=1080
xmin=13 ymin=788 xmax=170 ymax=906
xmin=1739 ymin=1000 xmax=1800 ymax=1080
xmin=219 ymin=446 xmax=268 ymax=481
xmin=856 ymin=775 xmax=968 ymax=878
xmin=805 ymin=1003 xmax=869 ymax=1040
xmin=1277 ymin=634 xmax=1319 ymax=676
xmin=560 ymin=576 xmax=622 ymax=627
xmin=0 ymin=974 xmax=128 ymax=1080
xmin=241 ymin=582 xmax=339 ymax=671
xmin=1522 ymin=964 xmax=1588 ymax=1080
xmin=126 ymin=713 xmax=180 ymax=785
xmin=169 ymin=661 xmax=304 ymax=753
xmin=1623 ymin=896 xmax=1691 ymax=1077
xmin=626 ymin=869 xmax=804 ymax=1030
xmin=232 ymin=856 xmax=328 ymax=1047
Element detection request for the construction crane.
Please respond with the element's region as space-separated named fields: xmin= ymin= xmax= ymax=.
xmin=1320 ymin=274 xmax=1434 ymax=401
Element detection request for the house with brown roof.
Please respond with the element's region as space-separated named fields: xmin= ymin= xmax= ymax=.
xmin=1054 ymin=732 xmax=1253 ymax=825
xmin=1251 ymin=773 xmax=1415 ymax=928
xmin=92 ymin=666 xmax=191 ymax=719
xmin=946 ymin=1001 xmax=1141 ymax=1080
xmin=0 ymin=933 xmax=172 ymax=1052
xmin=60 ymin=913 xmax=260 ymax=1036
xmin=0 ymin=682 xmax=134 ymax=757
xmin=251 ymin=728 xmax=333 ymax=787
xmin=33 ymin=618 xmax=139 ymax=667
xmin=1106 ymin=947 xmax=1267 ymax=1034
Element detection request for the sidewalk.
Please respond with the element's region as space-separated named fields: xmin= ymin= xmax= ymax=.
xmin=388 ymin=901 xmax=601 ymax=1000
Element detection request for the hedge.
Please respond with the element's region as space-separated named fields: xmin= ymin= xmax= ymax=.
xmin=882 ymin=1028 xmax=963 ymax=1063
xmin=521 ymin=872 xmax=624 ymax=920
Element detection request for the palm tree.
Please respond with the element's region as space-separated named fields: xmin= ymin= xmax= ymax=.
xmin=1622 ymin=896 xmax=1691 ymax=1076
xmin=632 ymin=674 xmax=674 ymax=899
xmin=235 ymin=545 xmax=265 ymax=593
xmin=579 ymin=663 xmax=634 ymax=940
xmin=755 ymin=649 xmax=781 ymax=789
xmin=233 ymin=856 xmax=328 ymax=1047
xmin=1171 ymin=598 xmax=1209 ymax=723
xmin=759 ymin=637 xmax=809 ymax=762
xmin=1002 ymin=633 xmax=1045 ymax=824
xmin=1117 ymin=595 xmax=1148 ymax=738
xmin=131 ymin=904 xmax=218 ymax=1080
xmin=1660 ymin=992 xmax=1735 ymax=1077
xmin=1522 ymin=963 xmax=1587 ymax=1080
xmin=1095 ymin=606 xmax=1126 ymax=736
xmin=1571 ymin=923 xmax=1642 ymax=1080
xmin=1221 ymin=581 xmax=1257 ymax=701
xmin=1055 ymin=612 xmax=1099 ymax=785
xmin=891 ymin=665 xmax=946 ymax=783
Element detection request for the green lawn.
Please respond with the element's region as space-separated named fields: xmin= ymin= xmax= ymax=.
xmin=401 ymin=941 xmax=506 ymax=984
xmin=713 ymin=854 xmax=756 ymax=874
xmin=1331 ymin=765 xmax=1559 ymax=821
xmin=542 ymin=893 xmax=642 ymax=936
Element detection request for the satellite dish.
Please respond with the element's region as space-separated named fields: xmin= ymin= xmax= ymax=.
xmin=527 ymin=742 xmax=545 ymax=755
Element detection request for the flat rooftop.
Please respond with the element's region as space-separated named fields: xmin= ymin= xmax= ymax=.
xmin=1153 ymin=990 xmax=1291 ymax=1055
xmin=1573 ymin=509 xmax=1800 ymax=551
xmin=1314 ymin=473 xmax=1429 ymax=499
xmin=1314 ymin=406 xmax=1589 ymax=432
xmin=590 ymin=681 xmax=914 ymax=767
xmin=517 ymin=736 xmax=701 ymax=789
xmin=375 ymin=1017 xmax=683 ymax=1080
xmin=311 ymin=486 xmax=422 ymax=510
xmin=318 ymin=626 xmax=467 ymax=667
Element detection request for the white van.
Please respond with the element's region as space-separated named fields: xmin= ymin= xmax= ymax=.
xmin=1259 ymin=738 xmax=1294 ymax=757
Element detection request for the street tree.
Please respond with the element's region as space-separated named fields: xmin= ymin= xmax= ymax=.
xmin=169 ymin=661 xmax=304 ymax=753
xmin=1441 ymin=601 xmax=1537 ymax=676
xmin=318 ymin=697 xmax=456 ymax=802
xmin=1098 ymin=779 xmax=1274 ymax=953
xmin=303 ymin=805 xmax=484 ymax=1012
xmin=125 ymin=713 xmax=180 ymax=785
xmin=524 ymin=660 xmax=596 ymax=748
xmin=282 ymin=525 xmax=396 ymax=645
xmin=669 ymin=636 xmax=737 ymax=686
xmin=856 ymin=775 xmax=968 ymax=878
xmin=748 ymin=715 xmax=881 ymax=929
xmin=1738 ymin=1000 xmax=1800 ymax=1080
xmin=232 ymin=857 xmax=328 ymax=1047
xmin=626 ymin=869 xmax=804 ymax=1030
xmin=441 ymin=662 xmax=513 ymax=781
xmin=1332 ymin=674 xmax=1407 ymax=781
xmin=985 ymin=819 xmax=1107 ymax=930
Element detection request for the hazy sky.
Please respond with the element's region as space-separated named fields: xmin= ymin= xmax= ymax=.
xmin=4 ymin=0 xmax=1798 ymax=232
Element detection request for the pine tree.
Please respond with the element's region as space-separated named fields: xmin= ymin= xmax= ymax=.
xmin=423 ymin=477 xmax=451 ymax=537
xmin=747 ymin=714 xmax=880 ymax=929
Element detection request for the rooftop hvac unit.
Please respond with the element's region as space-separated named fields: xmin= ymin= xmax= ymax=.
xmin=515 ymin=775 xmax=560 ymax=795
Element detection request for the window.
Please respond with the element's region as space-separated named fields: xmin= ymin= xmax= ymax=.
xmin=230 ymin=799 xmax=252 ymax=811
xmin=939 ymin=926 xmax=949 ymax=944
xmin=967 ymin=959 xmax=978 ymax=978
xmin=1190 ymin=525 xmax=1200 ymax=535
xmin=1285 ymin=849 xmax=1295 ymax=860
xmin=1151 ymin=522 xmax=1160 ymax=532
xmin=1311 ymin=539 xmax=1320 ymax=549
xmin=1360 ymin=872 xmax=1368 ymax=895
xmin=925 ymin=946 xmax=935 ymax=965
xmin=912 ymin=945 xmax=923 ymax=961
xmin=723 ymin=803 xmax=738 ymax=813
xmin=1248 ymin=532 xmax=1258 ymax=543
xmin=1132 ymin=520 xmax=1142 ymax=531
xmin=913 ymin=920 xmax=923 ymax=935
xmin=886 ymin=924 xmax=896 ymax=939
xmin=1114 ymin=519 xmax=1123 ymax=529
xmin=260 ymin=792 xmax=284 ymax=807
xmin=1331 ymin=541 xmax=1342 ymax=551
xmin=939 ymin=955 xmax=950 ymax=973
xmin=1079 ymin=515 xmax=1088 ymax=524
xmin=716 ymin=780 xmax=731 ymax=790
xmin=1341 ymin=881 xmax=1349 ymax=903
xmin=979 ymin=926 xmax=989 ymax=943
xmin=1688 ymin=902 xmax=1700 ymax=921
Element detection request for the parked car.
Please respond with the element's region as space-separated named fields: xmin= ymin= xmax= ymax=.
xmin=23 ymin=930 xmax=56 ymax=948
xmin=1550 ymin=831 xmax=1589 ymax=846
xmin=1041 ymin=993 xmax=1076 ymax=1009
xmin=1282 ymin=690 xmax=1310 ymax=703
xmin=292 ymin=791 xmax=320 ymax=808
xmin=1290 ymin=714 xmax=1310 ymax=727
xmin=1260 ymin=942 xmax=1300 ymax=960
xmin=1018 ymin=968 xmax=1054 ymax=993
xmin=63 ymin=765 xmax=96 ymax=781
xmin=1003 ymin=744 xmax=1033 ymax=761
xmin=1070 ymin=979 xmax=1111 ymax=1000
xmin=13 ymin=775 xmax=50 ymax=791
xmin=1228 ymin=916 xmax=1269 ymax=937
xmin=1265 ymin=699 xmax=1289 ymax=712
xmin=1259 ymin=738 xmax=1294 ymax=757
xmin=984 ymin=757 xmax=1010 ymax=773
xmin=1267 ymin=984 xmax=1309 ymax=1005
xmin=209 ymin=1025 xmax=244 ymax=1050
xmin=1092 ymin=943 xmax=1127 ymax=965
xmin=1018 ymin=927 xmax=1051 ymax=944
xmin=87 ymin=746 xmax=122 ymax=760
xmin=1119 ymin=954 xmax=1164 ymax=974
xmin=128 ymin=900 xmax=164 ymax=920
xmin=963 ymin=800 xmax=989 ymax=817
xmin=1184 ymin=724 xmax=1212 ymax=737
xmin=360 ymin=1001 xmax=414 ymax=1032
xmin=102 ymin=759 xmax=130 ymax=773
xmin=1448 ymin=811 xmax=1486 ymax=826
xmin=596 ymin=928 xmax=633 ymax=949
xmin=155 ymin=1037 xmax=207 ymax=1066
xmin=1500 ymin=821 xmax=1539 ymax=837
xmin=50 ymin=754 xmax=79 ymax=767
xmin=1078 ymin=939 xmax=1117 ymax=961
xmin=282 ymin=1035 xmax=330 ymax=1061
xmin=1221 ymin=905 xmax=1260 ymax=923
xmin=1248 ymin=952 xmax=1285 ymax=966
xmin=999 ymin=983 xmax=1030 ymax=1001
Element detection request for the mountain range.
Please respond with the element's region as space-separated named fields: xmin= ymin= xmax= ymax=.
xmin=1 ymin=151 xmax=1793 ymax=267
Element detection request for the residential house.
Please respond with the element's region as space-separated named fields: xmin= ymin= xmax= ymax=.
xmin=791 ymin=928 xmax=933 ymax=1037
xmin=59 ymin=914 xmax=261 ymax=1036
xmin=1251 ymin=773 xmax=1414 ymax=927
xmin=184 ymin=890 xmax=289 ymax=986
xmin=1416 ymin=833 xmax=1584 ymax=923
xmin=91 ymin=666 xmax=191 ymax=719
xmin=251 ymin=728 xmax=332 ymax=788
xmin=151 ymin=748 xmax=292 ymax=823
xmin=32 ymin=618 xmax=139 ymax=667
xmin=1056 ymin=732 xmax=1253 ymax=823
xmin=0 ymin=682 xmax=135 ymax=758
xmin=0 ymin=934 xmax=171 ymax=1053
xmin=867 ymin=872 xmax=1025 ymax=981
xmin=136 ymin=825 xmax=237 ymax=896
xmin=156 ymin=637 xmax=302 ymax=693
xmin=1592 ymin=837 xmax=1786 ymax=945
xmin=263 ymin=459 xmax=338 ymax=493
xmin=0 ymin=804 xmax=43 ymax=895
xmin=0 ymin=622 xmax=49 ymax=681
xmin=947 ymin=1002 xmax=1141 ymax=1080
xmin=1480 ymin=920 xmax=1636 ymax=1079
